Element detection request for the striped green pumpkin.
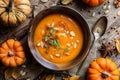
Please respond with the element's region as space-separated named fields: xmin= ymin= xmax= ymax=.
xmin=0 ymin=0 xmax=31 ymax=26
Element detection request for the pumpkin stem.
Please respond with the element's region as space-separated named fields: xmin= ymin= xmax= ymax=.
xmin=101 ymin=71 xmax=111 ymax=79
xmin=8 ymin=50 xmax=14 ymax=56
xmin=8 ymin=0 xmax=14 ymax=12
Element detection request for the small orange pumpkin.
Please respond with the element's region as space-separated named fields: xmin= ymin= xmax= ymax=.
xmin=0 ymin=39 xmax=25 ymax=67
xmin=82 ymin=0 xmax=105 ymax=6
xmin=87 ymin=58 xmax=119 ymax=80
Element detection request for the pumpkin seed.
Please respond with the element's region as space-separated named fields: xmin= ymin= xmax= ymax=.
xmin=103 ymin=5 xmax=107 ymax=9
xmin=73 ymin=43 xmax=77 ymax=48
xmin=92 ymin=12 xmax=96 ymax=17
xmin=61 ymin=0 xmax=73 ymax=5
xmin=76 ymin=40 xmax=80 ymax=43
xmin=66 ymin=31 xmax=69 ymax=34
xmin=22 ymin=65 xmax=26 ymax=68
xmin=55 ymin=54 xmax=61 ymax=57
xmin=51 ymin=22 xmax=55 ymax=27
xmin=50 ymin=55 xmax=54 ymax=59
xmin=65 ymin=52 xmax=70 ymax=56
xmin=117 ymin=10 xmax=120 ymax=16
xmin=108 ymin=5 xmax=111 ymax=9
xmin=26 ymin=78 xmax=30 ymax=80
xmin=104 ymin=10 xmax=109 ymax=14
xmin=37 ymin=41 xmax=44 ymax=48
xmin=20 ymin=70 xmax=26 ymax=76
xmin=70 ymin=31 xmax=75 ymax=37
xmin=66 ymin=43 xmax=71 ymax=47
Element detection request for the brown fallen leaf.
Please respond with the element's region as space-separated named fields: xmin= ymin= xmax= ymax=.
xmin=63 ymin=75 xmax=80 ymax=80
xmin=116 ymin=38 xmax=120 ymax=53
xmin=45 ymin=75 xmax=55 ymax=80
xmin=4 ymin=67 xmax=22 ymax=80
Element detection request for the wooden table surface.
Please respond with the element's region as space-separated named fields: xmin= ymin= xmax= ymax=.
xmin=0 ymin=0 xmax=120 ymax=80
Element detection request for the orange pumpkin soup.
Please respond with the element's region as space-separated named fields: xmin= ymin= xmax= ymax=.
xmin=34 ymin=14 xmax=84 ymax=63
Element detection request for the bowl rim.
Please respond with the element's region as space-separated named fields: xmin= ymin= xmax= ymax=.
xmin=28 ymin=5 xmax=91 ymax=70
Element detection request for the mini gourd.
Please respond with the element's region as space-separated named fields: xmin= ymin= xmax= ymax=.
xmin=0 ymin=39 xmax=25 ymax=67
xmin=82 ymin=0 xmax=105 ymax=7
xmin=87 ymin=58 xmax=119 ymax=80
xmin=0 ymin=0 xmax=31 ymax=26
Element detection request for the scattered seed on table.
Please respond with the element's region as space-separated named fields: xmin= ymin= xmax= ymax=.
xmin=117 ymin=11 xmax=120 ymax=16
xmin=41 ymin=0 xmax=49 ymax=3
xmin=104 ymin=10 xmax=109 ymax=14
xmin=92 ymin=12 xmax=96 ymax=17
xmin=20 ymin=70 xmax=26 ymax=76
xmin=26 ymin=78 xmax=30 ymax=80
xmin=108 ymin=5 xmax=111 ymax=9
xmin=22 ymin=65 xmax=26 ymax=68
xmin=103 ymin=5 xmax=107 ymax=9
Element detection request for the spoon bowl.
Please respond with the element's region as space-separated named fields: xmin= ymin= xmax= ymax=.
xmin=92 ymin=16 xmax=108 ymax=41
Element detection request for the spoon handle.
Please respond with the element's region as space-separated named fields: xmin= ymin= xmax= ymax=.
xmin=76 ymin=37 xmax=95 ymax=75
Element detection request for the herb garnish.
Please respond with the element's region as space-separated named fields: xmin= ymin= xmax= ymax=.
xmin=64 ymin=48 xmax=70 ymax=52
xmin=50 ymin=29 xmax=56 ymax=34
xmin=49 ymin=39 xmax=60 ymax=46
xmin=57 ymin=47 xmax=61 ymax=50
xmin=45 ymin=34 xmax=50 ymax=40
xmin=48 ymin=25 xmax=51 ymax=28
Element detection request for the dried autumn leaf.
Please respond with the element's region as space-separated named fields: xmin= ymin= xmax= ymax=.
xmin=46 ymin=75 xmax=55 ymax=80
xmin=116 ymin=38 xmax=120 ymax=53
xmin=4 ymin=68 xmax=22 ymax=80
xmin=63 ymin=75 xmax=80 ymax=80
xmin=61 ymin=0 xmax=73 ymax=5
xmin=5 ymin=68 xmax=13 ymax=80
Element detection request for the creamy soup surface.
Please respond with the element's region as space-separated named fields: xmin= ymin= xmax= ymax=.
xmin=34 ymin=14 xmax=84 ymax=63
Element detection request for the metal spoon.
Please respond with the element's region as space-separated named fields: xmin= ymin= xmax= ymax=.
xmin=92 ymin=16 xmax=108 ymax=42
xmin=76 ymin=16 xmax=108 ymax=75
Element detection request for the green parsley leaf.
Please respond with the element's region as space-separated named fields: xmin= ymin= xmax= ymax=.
xmin=49 ymin=39 xmax=60 ymax=46
xmin=57 ymin=47 xmax=61 ymax=50
xmin=64 ymin=48 xmax=70 ymax=52
xmin=49 ymin=40 xmax=54 ymax=46
xmin=50 ymin=29 xmax=56 ymax=34
xmin=48 ymin=25 xmax=51 ymax=28
xmin=45 ymin=34 xmax=50 ymax=40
